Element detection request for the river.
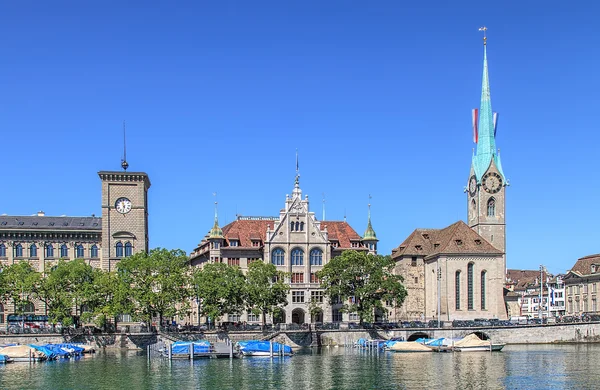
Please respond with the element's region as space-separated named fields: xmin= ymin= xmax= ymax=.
xmin=0 ymin=344 xmax=599 ymax=389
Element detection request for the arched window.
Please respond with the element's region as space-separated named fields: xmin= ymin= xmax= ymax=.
xmin=295 ymin=221 xmax=300 ymax=231
xmin=481 ymin=271 xmax=487 ymax=310
xmin=115 ymin=242 xmax=123 ymax=257
xmin=90 ymin=245 xmax=98 ymax=258
xmin=0 ymin=244 xmax=5 ymax=257
xmin=487 ymin=198 xmax=495 ymax=217
xmin=471 ymin=199 xmax=476 ymax=210
xmin=290 ymin=222 xmax=295 ymax=231
xmin=0 ymin=303 xmax=4 ymax=324
xmin=76 ymin=245 xmax=84 ymax=258
xmin=60 ymin=244 xmax=68 ymax=258
xmin=455 ymin=271 xmax=461 ymax=310
xmin=271 ymin=248 xmax=285 ymax=266
xmin=15 ymin=244 xmax=23 ymax=258
xmin=124 ymin=242 xmax=132 ymax=257
xmin=300 ymin=222 xmax=305 ymax=231
xmin=46 ymin=244 xmax=54 ymax=258
xmin=467 ymin=263 xmax=474 ymax=310
xmin=22 ymin=301 xmax=35 ymax=314
xmin=291 ymin=248 xmax=304 ymax=266
xmin=310 ymin=249 xmax=323 ymax=266
xmin=29 ymin=244 xmax=37 ymax=258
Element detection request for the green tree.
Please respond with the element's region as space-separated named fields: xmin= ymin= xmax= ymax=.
xmin=244 ymin=261 xmax=289 ymax=327
xmin=192 ymin=262 xmax=246 ymax=327
xmin=117 ymin=248 xmax=190 ymax=327
xmin=0 ymin=262 xmax=41 ymax=317
xmin=316 ymin=251 xmax=407 ymax=324
xmin=83 ymin=269 xmax=132 ymax=331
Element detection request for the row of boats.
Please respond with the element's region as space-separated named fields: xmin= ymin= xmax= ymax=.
xmin=358 ymin=334 xmax=505 ymax=353
xmin=0 ymin=343 xmax=95 ymax=363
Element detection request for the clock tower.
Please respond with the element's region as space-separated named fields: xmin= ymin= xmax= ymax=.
xmin=467 ymin=32 xmax=507 ymax=254
xmin=98 ymin=169 xmax=151 ymax=271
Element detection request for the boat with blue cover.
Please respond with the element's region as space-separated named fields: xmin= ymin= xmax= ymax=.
xmin=169 ymin=341 xmax=213 ymax=358
xmin=0 ymin=354 xmax=12 ymax=364
xmin=236 ymin=341 xmax=292 ymax=356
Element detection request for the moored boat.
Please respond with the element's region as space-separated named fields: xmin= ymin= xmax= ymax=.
xmin=388 ymin=341 xmax=433 ymax=353
xmin=169 ymin=341 xmax=213 ymax=359
xmin=0 ymin=345 xmax=49 ymax=362
xmin=452 ymin=334 xmax=505 ymax=352
xmin=0 ymin=354 xmax=12 ymax=364
xmin=237 ymin=341 xmax=292 ymax=356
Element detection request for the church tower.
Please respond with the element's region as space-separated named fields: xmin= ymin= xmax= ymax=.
xmin=467 ymin=29 xmax=507 ymax=253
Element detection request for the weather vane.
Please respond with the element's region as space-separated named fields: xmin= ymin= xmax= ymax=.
xmin=478 ymin=26 xmax=488 ymax=45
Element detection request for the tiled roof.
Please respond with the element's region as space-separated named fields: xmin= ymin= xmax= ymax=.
xmin=221 ymin=219 xmax=275 ymax=247
xmin=506 ymin=269 xmax=546 ymax=289
xmin=320 ymin=221 xmax=362 ymax=249
xmin=569 ymin=254 xmax=600 ymax=276
xmin=391 ymin=221 xmax=502 ymax=259
xmin=0 ymin=215 xmax=102 ymax=231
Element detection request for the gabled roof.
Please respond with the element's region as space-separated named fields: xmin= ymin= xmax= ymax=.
xmin=568 ymin=254 xmax=600 ymax=276
xmin=391 ymin=220 xmax=502 ymax=259
xmin=0 ymin=215 xmax=102 ymax=231
xmin=506 ymin=269 xmax=546 ymax=290
xmin=221 ymin=219 xmax=275 ymax=247
xmin=320 ymin=221 xmax=362 ymax=249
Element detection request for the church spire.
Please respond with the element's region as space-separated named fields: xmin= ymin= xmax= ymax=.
xmin=209 ymin=194 xmax=223 ymax=239
xmin=292 ymin=149 xmax=302 ymax=198
xmin=363 ymin=195 xmax=377 ymax=241
xmin=472 ymin=28 xmax=504 ymax=181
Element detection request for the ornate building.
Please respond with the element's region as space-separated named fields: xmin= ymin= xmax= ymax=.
xmin=391 ymin=33 xmax=508 ymax=321
xmin=0 ymin=166 xmax=150 ymax=322
xmin=564 ymin=254 xmax=600 ymax=315
xmin=189 ymin=175 xmax=377 ymax=325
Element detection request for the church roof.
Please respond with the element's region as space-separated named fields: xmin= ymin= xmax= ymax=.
xmin=568 ymin=254 xmax=600 ymax=277
xmin=0 ymin=215 xmax=102 ymax=231
xmin=391 ymin=220 xmax=502 ymax=259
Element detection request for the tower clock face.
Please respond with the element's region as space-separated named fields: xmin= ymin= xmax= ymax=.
xmin=468 ymin=175 xmax=477 ymax=197
xmin=482 ymin=172 xmax=503 ymax=194
xmin=115 ymin=197 xmax=132 ymax=214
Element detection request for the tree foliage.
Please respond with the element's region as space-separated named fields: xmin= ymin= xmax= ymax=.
xmin=244 ymin=261 xmax=289 ymax=326
xmin=0 ymin=262 xmax=40 ymax=315
xmin=317 ymin=250 xmax=407 ymax=323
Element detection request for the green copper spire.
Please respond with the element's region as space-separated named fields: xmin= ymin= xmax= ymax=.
xmin=363 ymin=199 xmax=378 ymax=241
xmin=209 ymin=201 xmax=224 ymax=239
xmin=472 ymin=31 xmax=505 ymax=181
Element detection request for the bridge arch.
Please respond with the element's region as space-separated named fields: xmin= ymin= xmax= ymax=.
xmin=407 ymin=332 xmax=430 ymax=341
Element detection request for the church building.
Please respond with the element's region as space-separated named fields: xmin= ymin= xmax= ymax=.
xmin=391 ymin=32 xmax=508 ymax=321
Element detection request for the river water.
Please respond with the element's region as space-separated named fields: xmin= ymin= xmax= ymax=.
xmin=0 ymin=344 xmax=599 ymax=389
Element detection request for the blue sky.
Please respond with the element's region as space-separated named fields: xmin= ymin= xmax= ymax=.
xmin=0 ymin=1 xmax=597 ymax=274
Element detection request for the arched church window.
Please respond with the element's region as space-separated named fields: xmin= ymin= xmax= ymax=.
xmin=76 ymin=245 xmax=84 ymax=258
xmin=290 ymin=222 xmax=295 ymax=231
xmin=15 ymin=244 xmax=23 ymax=258
xmin=29 ymin=244 xmax=37 ymax=258
xmin=455 ymin=270 xmax=461 ymax=310
xmin=295 ymin=221 xmax=300 ymax=231
xmin=467 ymin=263 xmax=474 ymax=310
xmin=471 ymin=199 xmax=476 ymax=210
xmin=487 ymin=198 xmax=495 ymax=217
xmin=91 ymin=245 xmax=98 ymax=258
xmin=291 ymin=248 xmax=304 ymax=266
xmin=300 ymin=222 xmax=305 ymax=231
xmin=481 ymin=270 xmax=487 ymax=310
xmin=124 ymin=242 xmax=132 ymax=257
xmin=60 ymin=244 xmax=68 ymax=258
xmin=115 ymin=242 xmax=123 ymax=257
xmin=46 ymin=244 xmax=54 ymax=258
xmin=271 ymin=248 xmax=285 ymax=266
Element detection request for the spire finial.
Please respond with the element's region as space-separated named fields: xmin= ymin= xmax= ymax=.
xmin=368 ymin=194 xmax=372 ymax=221
xmin=322 ymin=192 xmax=326 ymax=221
xmin=209 ymin=191 xmax=224 ymax=239
xmin=121 ymin=120 xmax=129 ymax=171
xmin=479 ymin=26 xmax=488 ymax=46
xmin=363 ymin=194 xmax=377 ymax=241
xmin=294 ymin=149 xmax=300 ymax=187
xmin=213 ymin=192 xmax=218 ymax=222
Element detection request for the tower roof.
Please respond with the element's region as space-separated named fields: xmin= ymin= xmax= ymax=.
xmin=472 ymin=40 xmax=505 ymax=181
xmin=208 ymin=202 xmax=224 ymax=239
xmin=362 ymin=203 xmax=378 ymax=241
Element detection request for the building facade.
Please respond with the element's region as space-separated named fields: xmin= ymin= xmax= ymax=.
xmin=189 ymin=177 xmax=377 ymax=325
xmin=0 ymin=167 xmax=150 ymax=323
xmin=564 ymin=254 xmax=600 ymax=316
xmin=505 ymin=269 xmax=565 ymax=318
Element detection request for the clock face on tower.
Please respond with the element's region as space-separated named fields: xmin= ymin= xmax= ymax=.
xmin=482 ymin=172 xmax=503 ymax=194
xmin=115 ymin=197 xmax=132 ymax=214
xmin=468 ymin=175 xmax=477 ymax=197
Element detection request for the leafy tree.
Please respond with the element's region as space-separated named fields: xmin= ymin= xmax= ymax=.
xmin=244 ymin=261 xmax=289 ymax=327
xmin=0 ymin=262 xmax=41 ymax=317
xmin=83 ymin=269 xmax=132 ymax=331
xmin=192 ymin=262 xmax=246 ymax=326
xmin=117 ymin=248 xmax=190 ymax=327
xmin=316 ymin=251 xmax=407 ymax=324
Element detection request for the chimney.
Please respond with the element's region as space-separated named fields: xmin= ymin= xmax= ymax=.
xmin=37 ymin=211 xmax=45 ymax=217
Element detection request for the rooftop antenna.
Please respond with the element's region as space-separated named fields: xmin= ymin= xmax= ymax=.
xmin=121 ymin=120 xmax=129 ymax=171
xmin=322 ymin=193 xmax=326 ymax=221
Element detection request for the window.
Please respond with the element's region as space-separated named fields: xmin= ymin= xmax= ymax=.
xmin=331 ymin=295 xmax=342 ymax=304
xmin=292 ymin=291 xmax=305 ymax=303
xmin=310 ymin=249 xmax=323 ymax=266
xmin=0 ymin=303 xmax=3 ymax=324
xmin=411 ymin=257 xmax=417 ymax=267
xmin=414 ymin=277 xmax=418 ymax=284
xmin=124 ymin=242 xmax=132 ymax=257
xmin=468 ymin=263 xmax=474 ymax=310
xmin=271 ymin=248 xmax=285 ymax=266
xmin=247 ymin=311 xmax=259 ymax=322
xmin=115 ymin=242 xmax=123 ymax=257
xmin=593 ymin=299 xmax=597 ymax=313
xmin=311 ymin=291 xmax=324 ymax=303
xmin=22 ymin=301 xmax=35 ymax=314
xmin=487 ymin=198 xmax=496 ymax=217
xmin=227 ymin=257 xmax=240 ymax=266
xmin=0 ymin=244 xmax=5 ymax=257
xmin=455 ymin=271 xmax=461 ymax=310
xmin=252 ymin=240 xmax=260 ymax=247
xmin=76 ymin=245 xmax=84 ymax=258
xmin=331 ymin=241 xmax=339 ymax=248
xmin=351 ymin=242 xmax=359 ymax=248
xmin=349 ymin=313 xmax=359 ymax=321
xmin=91 ymin=245 xmax=98 ymax=258
xmin=15 ymin=244 xmax=23 ymax=258
xmin=481 ymin=270 xmax=487 ymax=310
xmin=332 ymin=308 xmax=342 ymax=322
xmin=29 ymin=244 xmax=37 ymax=258
xmin=230 ymin=240 xmax=238 ymax=247
xmin=385 ymin=300 xmax=393 ymax=306
xmin=228 ymin=313 xmax=240 ymax=322
xmin=291 ymin=248 xmax=304 ymax=266
xmin=60 ymin=244 xmax=68 ymax=258
xmin=310 ymin=273 xmax=320 ymax=283
xmin=291 ymin=272 xmax=304 ymax=284
xmin=46 ymin=244 xmax=54 ymax=258
xmin=212 ymin=241 xmax=220 ymax=249
xmin=594 ymin=283 xmax=597 ymax=293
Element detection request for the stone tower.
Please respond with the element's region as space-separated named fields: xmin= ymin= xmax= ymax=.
xmin=98 ymin=170 xmax=151 ymax=271
xmin=467 ymin=33 xmax=507 ymax=254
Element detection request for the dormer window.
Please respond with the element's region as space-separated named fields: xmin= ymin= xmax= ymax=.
xmin=415 ymin=245 xmax=422 ymax=251
xmin=252 ymin=240 xmax=260 ymax=247
xmin=351 ymin=242 xmax=359 ymax=248
xmin=455 ymin=239 xmax=463 ymax=246
xmin=331 ymin=241 xmax=339 ymax=248
xmin=422 ymin=234 xmax=429 ymax=240
xmin=230 ymin=240 xmax=239 ymax=247
xmin=592 ymin=265 xmax=597 ymax=274
xmin=474 ymin=239 xmax=482 ymax=245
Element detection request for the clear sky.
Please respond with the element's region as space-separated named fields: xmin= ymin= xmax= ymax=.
xmin=0 ymin=1 xmax=597 ymax=275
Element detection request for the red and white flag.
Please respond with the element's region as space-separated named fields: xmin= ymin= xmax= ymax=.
xmin=472 ymin=108 xmax=479 ymax=143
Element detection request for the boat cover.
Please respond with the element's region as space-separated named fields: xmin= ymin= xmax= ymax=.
xmin=389 ymin=342 xmax=432 ymax=352
xmin=43 ymin=344 xmax=71 ymax=358
xmin=237 ymin=341 xmax=292 ymax=354
xmin=29 ymin=344 xmax=57 ymax=360
xmin=0 ymin=345 xmax=47 ymax=359
xmin=454 ymin=334 xmax=491 ymax=348
xmin=171 ymin=341 xmax=212 ymax=354
xmin=54 ymin=343 xmax=86 ymax=355
xmin=0 ymin=354 xmax=9 ymax=363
